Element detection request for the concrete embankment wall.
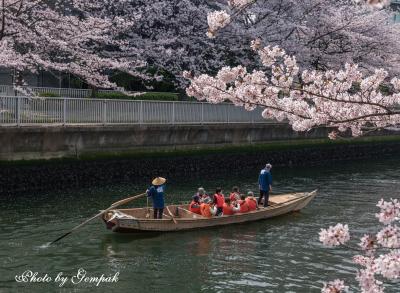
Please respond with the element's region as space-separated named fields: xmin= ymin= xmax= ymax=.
xmin=0 ymin=135 xmax=400 ymax=195
xmin=0 ymin=123 xmax=330 ymax=161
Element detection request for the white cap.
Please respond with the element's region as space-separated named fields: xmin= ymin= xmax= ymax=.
xmin=265 ymin=163 xmax=272 ymax=170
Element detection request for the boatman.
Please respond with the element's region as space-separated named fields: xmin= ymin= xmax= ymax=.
xmin=147 ymin=177 xmax=167 ymax=219
xmin=258 ymin=163 xmax=272 ymax=207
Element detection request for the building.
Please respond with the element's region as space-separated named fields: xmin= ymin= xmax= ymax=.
xmin=392 ymin=0 xmax=400 ymax=22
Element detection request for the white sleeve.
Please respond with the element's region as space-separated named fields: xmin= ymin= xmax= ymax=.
xmin=210 ymin=206 xmax=217 ymax=216
xmin=233 ymin=204 xmax=240 ymax=212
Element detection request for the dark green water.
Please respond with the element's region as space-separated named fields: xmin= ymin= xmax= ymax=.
xmin=1 ymin=156 xmax=399 ymax=293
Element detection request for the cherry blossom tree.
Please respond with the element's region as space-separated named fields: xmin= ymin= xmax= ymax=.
xmin=185 ymin=39 xmax=400 ymax=137
xmin=224 ymin=0 xmax=400 ymax=75
xmin=123 ymin=0 xmax=400 ymax=89
xmin=123 ymin=0 xmax=256 ymax=88
xmin=2 ymin=0 xmax=399 ymax=94
xmin=185 ymin=0 xmax=400 ymax=137
xmin=319 ymin=198 xmax=399 ymax=292
xmin=0 ymin=0 xmax=144 ymax=92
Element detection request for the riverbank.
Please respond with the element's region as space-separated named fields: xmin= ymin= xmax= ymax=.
xmin=1 ymin=135 xmax=399 ymax=195
xmin=0 ymin=123 xmax=330 ymax=161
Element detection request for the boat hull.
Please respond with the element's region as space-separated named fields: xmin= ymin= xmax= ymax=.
xmin=103 ymin=190 xmax=317 ymax=233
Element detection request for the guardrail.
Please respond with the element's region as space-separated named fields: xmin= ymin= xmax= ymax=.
xmin=0 ymin=96 xmax=268 ymax=125
xmin=0 ymin=85 xmax=123 ymax=99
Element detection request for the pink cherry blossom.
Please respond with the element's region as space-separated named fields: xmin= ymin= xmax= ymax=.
xmin=185 ymin=40 xmax=400 ymax=138
xmin=359 ymin=235 xmax=378 ymax=255
xmin=374 ymin=250 xmax=400 ymax=279
xmin=376 ymin=198 xmax=400 ymax=225
xmin=321 ymin=279 xmax=348 ymax=293
xmin=355 ymin=0 xmax=391 ymax=9
xmin=206 ymin=11 xmax=230 ymax=38
xmin=353 ymin=255 xmax=374 ymax=267
xmin=0 ymin=0 xmax=143 ymax=90
xmin=356 ymin=266 xmax=384 ymax=293
xmin=319 ymin=199 xmax=400 ymax=292
xmin=319 ymin=224 xmax=350 ymax=247
xmin=228 ymin=0 xmax=253 ymax=9
xmin=376 ymin=225 xmax=400 ymax=249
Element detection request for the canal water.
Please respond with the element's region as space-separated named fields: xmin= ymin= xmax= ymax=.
xmin=1 ymin=156 xmax=399 ymax=293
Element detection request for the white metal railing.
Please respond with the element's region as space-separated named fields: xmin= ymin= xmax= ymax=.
xmin=0 ymin=85 xmax=123 ymax=99
xmin=0 ymin=96 xmax=270 ymax=125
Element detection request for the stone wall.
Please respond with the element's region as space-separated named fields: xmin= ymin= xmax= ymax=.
xmin=0 ymin=140 xmax=399 ymax=195
xmin=0 ymin=123 xmax=330 ymax=161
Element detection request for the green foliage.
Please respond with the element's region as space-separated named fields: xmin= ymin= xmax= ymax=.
xmin=136 ymin=92 xmax=179 ymax=101
xmin=38 ymin=92 xmax=60 ymax=97
xmin=111 ymin=69 xmax=177 ymax=92
xmin=93 ymin=92 xmax=129 ymax=100
xmin=349 ymin=82 xmax=393 ymax=96
xmin=93 ymin=91 xmax=179 ymax=101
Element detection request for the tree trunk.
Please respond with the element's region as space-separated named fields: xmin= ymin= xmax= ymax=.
xmin=90 ymin=86 xmax=98 ymax=99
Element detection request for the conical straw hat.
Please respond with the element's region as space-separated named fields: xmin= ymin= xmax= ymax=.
xmin=152 ymin=177 xmax=166 ymax=186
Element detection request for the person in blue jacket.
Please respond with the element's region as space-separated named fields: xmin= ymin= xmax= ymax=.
xmin=258 ymin=163 xmax=272 ymax=207
xmin=147 ymin=177 xmax=166 ymax=219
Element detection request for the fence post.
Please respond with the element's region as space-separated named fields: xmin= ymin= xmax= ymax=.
xmin=172 ymin=101 xmax=175 ymax=125
xmin=103 ymin=100 xmax=107 ymax=125
xmin=201 ymin=103 xmax=204 ymax=125
xmin=63 ymin=98 xmax=66 ymax=125
xmin=139 ymin=100 xmax=143 ymax=125
xmin=16 ymin=97 xmax=21 ymax=126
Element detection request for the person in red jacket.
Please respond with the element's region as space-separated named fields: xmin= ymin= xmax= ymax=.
xmin=246 ymin=191 xmax=258 ymax=211
xmin=229 ymin=186 xmax=240 ymax=203
xmin=223 ymin=198 xmax=240 ymax=215
xmin=189 ymin=195 xmax=201 ymax=215
xmin=238 ymin=195 xmax=250 ymax=213
xmin=213 ymin=187 xmax=225 ymax=216
xmin=200 ymin=197 xmax=216 ymax=218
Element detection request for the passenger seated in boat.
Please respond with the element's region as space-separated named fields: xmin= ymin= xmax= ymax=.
xmin=223 ymin=198 xmax=240 ymax=216
xmin=195 ymin=187 xmax=206 ymax=200
xmin=189 ymin=195 xmax=202 ymax=215
xmin=213 ymin=188 xmax=225 ymax=216
xmin=238 ymin=195 xmax=250 ymax=213
xmin=200 ymin=197 xmax=217 ymax=218
xmin=229 ymin=186 xmax=240 ymax=203
xmin=200 ymin=193 xmax=212 ymax=204
xmin=246 ymin=191 xmax=258 ymax=211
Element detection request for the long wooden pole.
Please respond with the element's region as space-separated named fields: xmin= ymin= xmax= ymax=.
xmin=166 ymin=206 xmax=178 ymax=224
xmin=50 ymin=192 xmax=146 ymax=245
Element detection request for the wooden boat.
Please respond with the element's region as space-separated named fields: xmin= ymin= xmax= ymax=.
xmin=102 ymin=190 xmax=317 ymax=233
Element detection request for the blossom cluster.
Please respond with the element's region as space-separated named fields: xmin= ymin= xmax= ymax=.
xmin=0 ymin=0 xmax=143 ymax=90
xmin=319 ymin=199 xmax=400 ymax=292
xmin=354 ymin=0 xmax=391 ymax=9
xmin=206 ymin=11 xmax=231 ymax=38
xmin=321 ymin=279 xmax=349 ymax=293
xmin=228 ymin=0 xmax=253 ymax=9
xmin=319 ymin=224 xmax=351 ymax=247
xmin=185 ymin=40 xmax=400 ymax=138
xmin=376 ymin=198 xmax=400 ymax=225
xmin=206 ymin=0 xmax=392 ymax=40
